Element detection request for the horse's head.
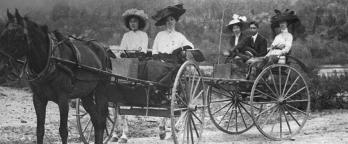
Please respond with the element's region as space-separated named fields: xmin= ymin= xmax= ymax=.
xmin=0 ymin=9 xmax=47 ymax=84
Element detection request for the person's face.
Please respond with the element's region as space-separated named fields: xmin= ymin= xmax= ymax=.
xmin=249 ymin=24 xmax=258 ymax=35
xmin=232 ymin=25 xmax=241 ymax=35
xmin=166 ymin=16 xmax=176 ymax=29
xmin=279 ymin=21 xmax=287 ymax=31
xmin=129 ymin=17 xmax=139 ymax=31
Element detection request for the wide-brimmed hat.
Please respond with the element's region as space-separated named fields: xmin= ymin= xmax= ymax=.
xmin=122 ymin=8 xmax=149 ymax=30
xmin=223 ymin=14 xmax=248 ymax=33
xmin=152 ymin=3 xmax=186 ymax=26
xmin=270 ymin=9 xmax=300 ymax=26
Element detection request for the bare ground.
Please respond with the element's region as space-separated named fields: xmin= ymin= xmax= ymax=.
xmin=0 ymin=86 xmax=348 ymax=144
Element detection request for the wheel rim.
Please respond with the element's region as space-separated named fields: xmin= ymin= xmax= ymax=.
xmin=207 ymin=84 xmax=259 ymax=134
xmin=250 ymin=64 xmax=310 ymax=140
xmin=171 ymin=61 xmax=206 ymax=144
xmin=76 ymin=99 xmax=117 ymax=144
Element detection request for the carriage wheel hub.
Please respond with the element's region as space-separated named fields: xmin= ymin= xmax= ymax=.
xmin=278 ymin=97 xmax=286 ymax=104
xmin=188 ymin=104 xmax=197 ymax=111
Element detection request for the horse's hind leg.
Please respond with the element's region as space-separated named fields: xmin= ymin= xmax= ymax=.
xmin=33 ymin=94 xmax=48 ymax=144
xmin=58 ymin=95 xmax=69 ymax=144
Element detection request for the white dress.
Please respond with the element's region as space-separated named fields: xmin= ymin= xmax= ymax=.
xmin=152 ymin=30 xmax=194 ymax=54
xmin=266 ymin=29 xmax=293 ymax=56
xmin=120 ymin=30 xmax=148 ymax=53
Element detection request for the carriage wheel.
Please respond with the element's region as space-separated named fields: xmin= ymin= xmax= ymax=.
xmin=250 ymin=64 xmax=310 ymax=140
xmin=171 ymin=61 xmax=206 ymax=144
xmin=207 ymin=84 xmax=261 ymax=134
xmin=75 ymin=99 xmax=117 ymax=144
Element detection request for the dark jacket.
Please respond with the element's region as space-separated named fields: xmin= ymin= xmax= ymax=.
xmin=236 ymin=34 xmax=268 ymax=57
xmin=229 ymin=33 xmax=246 ymax=49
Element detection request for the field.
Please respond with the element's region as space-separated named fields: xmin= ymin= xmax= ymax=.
xmin=0 ymin=86 xmax=348 ymax=144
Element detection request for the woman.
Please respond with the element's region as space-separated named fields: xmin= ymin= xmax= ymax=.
xmin=110 ymin=8 xmax=149 ymax=143
xmin=120 ymin=8 xmax=149 ymax=53
xmin=146 ymin=3 xmax=194 ymax=140
xmin=266 ymin=20 xmax=293 ymax=57
xmin=143 ymin=3 xmax=193 ymax=86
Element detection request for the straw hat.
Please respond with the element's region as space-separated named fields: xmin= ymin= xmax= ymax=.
xmin=122 ymin=8 xmax=149 ymax=30
xmin=223 ymin=14 xmax=248 ymax=33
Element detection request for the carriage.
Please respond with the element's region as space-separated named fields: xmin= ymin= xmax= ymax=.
xmin=74 ymin=48 xmax=310 ymax=144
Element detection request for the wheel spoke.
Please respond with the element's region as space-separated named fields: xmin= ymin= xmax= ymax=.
xmin=281 ymin=106 xmax=292 ymax=134
xmin=218 ymin=102 xmax=234 ymax=125
xmin=176 ymin=93 xmax=188 ymax=106
xmin=282 ymin=69 xmax=292 ymax=96
xmin=284 ymin=76 xmax=300 ymax=98
xmin=226 ymin=104 xmax=235 ymax=131
xmin=269 ymin=69 xmax=280 ymax=96
xmin=210 ymin=98 xmax=232 ymax=103
xmin=82 ymin=118 xmax=92 ymax=134
xmin=260 ymin=106 xmax=278 ymax=129
xmin=286 ymin=103 xmax=308 ymax=116
xmin=279 ymin=67 xmax=282 ymax=98
xmin=239 ymin=102 xmax=253 ymax=118
xmin=192 ymin=77 xmax=202 ymax=97
xmin=190 ymin=72 xmax=196 ymax=100
xmin=284 ymin=86 xmax=306 ymax=101
xmin=192 ymin=90 xmax=204 ymax=103
xmin=212 ymin=101 xmax=232 ymax=115
xmin=211 ymin=88 xmax=234 ymax=98
xmin=286 ymin=99 xmax=309 ymax=103
xmin=279 ymin=106 xmax=282 ymax=139
xmin=241 ymin=101 xmax=262 ymax=111
xmin=238 ymin=104 xmax=248 ymax=129
xmin=87 ymin=124 xmax=94 ymax=142
xmin=107 ymin=115 xmax=114 ymax=124
xmin=254 ymin=104 xmax=277 ymax=118
xmin=191 ymin=112 xmax=203 ymax=124
xmin=176 ymin=111 xmax=188 ymax=128
xmin=283 ymin=106 xmax=301 ymax=127
xmin=253 ymin=101 xmax=279 ymax=104
xmin=235 ymin=103 xmax=238 ymax=132
xmin=189 ymin=115 xmax=194 ymax=144
xmin=261 ymin=77 xmax=278 ymax=98
xmin=191 ymin=115 xmax=200 ymax=138
xmin=255 ymin=88 xmax=278 ymax=101
xmin=179 ymin=80 xmax=189 ymax=103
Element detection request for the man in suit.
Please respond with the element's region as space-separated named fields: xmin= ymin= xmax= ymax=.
xmin=235 ymin=21 xmax=268 ymax=61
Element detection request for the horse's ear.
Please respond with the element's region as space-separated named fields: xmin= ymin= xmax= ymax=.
xmin=7 ymin=9 xmax=14 ymax=23
xmin=15 ymin=8 xmax=24 ymax=25
xmin=274 ymin=9 xmax=281 ymax=14
xmin=41 ymin=25 xmax=49 ymax=33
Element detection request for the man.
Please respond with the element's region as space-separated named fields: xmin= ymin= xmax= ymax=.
xmin=236 ymin=21 xmax=268 ymax=59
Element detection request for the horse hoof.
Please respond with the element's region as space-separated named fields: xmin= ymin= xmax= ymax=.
xmin=159 ymin=133 xmax=166 ymax=140
xmin=118 ymin=138 xmax=128 ymax=143
xmin=110 ymin=136 xmax=118 ymax=142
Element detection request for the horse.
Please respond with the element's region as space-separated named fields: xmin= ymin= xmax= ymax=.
xmin=0 ymin=9 xmax=111 ymax=144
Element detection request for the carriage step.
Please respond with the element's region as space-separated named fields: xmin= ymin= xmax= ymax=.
xmin=119 ymin=106 xmax=181 ymax=117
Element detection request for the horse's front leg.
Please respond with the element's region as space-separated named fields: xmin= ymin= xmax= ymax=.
xmin=33 ymin=94 xmax=48 ymax=144
xmin=58 ymin=95 xmax=69 ymax=144
xmin=94 ymin=88 xmax=109 ymax=144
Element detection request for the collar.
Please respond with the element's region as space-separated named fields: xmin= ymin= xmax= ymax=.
xmin=252 ymin=33 xmax=258 ymax=38
xmin=235 ymin=33 xmax=241 ymax=37
xmin=166 ymin=28 xmax=176 ymax=33
xmin=281 ymin=28 xmax=289 ymax=33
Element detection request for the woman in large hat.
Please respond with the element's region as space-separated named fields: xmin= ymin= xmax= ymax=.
xmin=224 ymin=14 xmax=248 ymax=49
xmin=120 ymin=8 xmax=149 ymax=53
xmin=151 ymin=3 xmax=194 ymax=56
xmin=267 ymin=9 xmax=299 ymax=57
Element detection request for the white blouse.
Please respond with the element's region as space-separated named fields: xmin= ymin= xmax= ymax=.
xmin=267 ymin=29 xmax=293 ymax=56
xmin=120 ymin=30 xmax=148 ymax=52
xmin=152 ymin=30 xmax=194 ymax=54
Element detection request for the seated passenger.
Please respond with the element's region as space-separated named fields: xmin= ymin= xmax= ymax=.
xmin=140 ymin=4 xmax=193 ymax=104
xmin=119 ymin=8 xmax=149 ymax=58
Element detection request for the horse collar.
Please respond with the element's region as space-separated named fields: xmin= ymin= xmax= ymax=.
xmin=26 ymin=33 xmax=55 ymax=82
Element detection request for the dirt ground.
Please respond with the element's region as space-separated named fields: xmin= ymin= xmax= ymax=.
xmin=0 ymin=86 xmax=348 ymax=144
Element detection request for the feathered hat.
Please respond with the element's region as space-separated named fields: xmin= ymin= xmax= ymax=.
xmin=122 ymin=8 xmax=149 ymax=30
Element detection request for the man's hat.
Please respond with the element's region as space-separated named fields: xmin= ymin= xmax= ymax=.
xmin=122 ymin=8 xmax=149 ymax=30
xmin=152 ymin=3 xmax=186 ymax=26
